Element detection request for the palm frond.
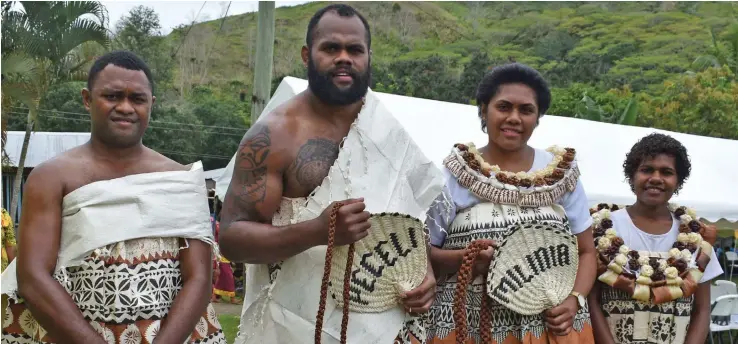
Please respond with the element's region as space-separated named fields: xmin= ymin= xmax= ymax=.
xmin=1 ymin=51 xmax=37 ymax=80
xmin=57 ymin=17 xmax=110 ymax=55
xmin=1 ymin=80 xmax=38 ymax=109
xmin=63 ymin=1 xmax=109 ymax=27
xmin=724 ymin=23 xmax=738 ymax=71
xmin=617 ymin=96 xmax=638 ymax=126
xmin=692 ymin=55 xmax=721 ymax=70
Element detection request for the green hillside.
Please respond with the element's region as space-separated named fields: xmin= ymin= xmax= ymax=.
xmin=168 ymin=1 xmax=736 ymax=93
xmin=6 ymin=1 xmax=737 ymax=170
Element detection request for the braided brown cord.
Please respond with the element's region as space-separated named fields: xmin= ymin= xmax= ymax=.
xmin=315 ymin=202 xmax=353 ymax=344
xmin=478 ymin=292 xmax=492 ymax=343
xmin=340 ymin=238 xmax=356 ymax=343
xmin=453 ymin=240 xmax=494 ymax=344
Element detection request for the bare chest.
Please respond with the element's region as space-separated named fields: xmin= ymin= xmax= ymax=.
xmin=63 ymin=160 xmax=183 ymax=196
xmin=282 ymin=137 xmax=341 ymax=198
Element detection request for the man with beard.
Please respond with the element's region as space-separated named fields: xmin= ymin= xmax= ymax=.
xmin=220 ymin=4 xmax=441 ymax=344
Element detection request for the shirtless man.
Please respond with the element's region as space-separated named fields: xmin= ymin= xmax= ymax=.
xmin=2 ymin=51 xmax=225 ymax=344
xmin=220 ymin=4 xmax=436 ymax=343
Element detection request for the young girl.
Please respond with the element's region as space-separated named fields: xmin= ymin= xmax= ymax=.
xmin=588 ymin=133 xmax=721 ymax=344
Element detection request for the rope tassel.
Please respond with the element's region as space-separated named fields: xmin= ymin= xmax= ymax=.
xmin=453 ymin=240 xmax=493 ymax=344
xmin=315 ymin=202 xmax=354 ymax=344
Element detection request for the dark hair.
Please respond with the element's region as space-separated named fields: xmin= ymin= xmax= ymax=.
xmin=623 ymin=133 xmax=691 ymax=194
xmin=87 ymin=50 xmax=155 ymax=94
xmin=475 ymin=63 xmax=550 ymax=132
xmin=306 ymin=4 xmax=371 ymax=49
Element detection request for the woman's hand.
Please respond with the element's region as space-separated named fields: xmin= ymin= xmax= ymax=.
xmin=469 ymin=239 xmax=496 ymax=279
xmin=544 ymin=295 xmax=579 ymax=335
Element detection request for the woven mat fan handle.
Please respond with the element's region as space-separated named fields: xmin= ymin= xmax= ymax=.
xmin=452 ymin=240 xmax=493 ymax=344
xmin=315 ymin=202 xmax=355 ymax=344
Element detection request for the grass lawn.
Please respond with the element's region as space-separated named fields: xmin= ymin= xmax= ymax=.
xmin=218 ymin=314 xmax=240 ymax=343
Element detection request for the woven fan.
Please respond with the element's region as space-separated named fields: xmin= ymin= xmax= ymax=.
xmin=485 ymin=220 xmax=579 ymax=315
xmin=315 ymin=204 xmax=428 ymax=344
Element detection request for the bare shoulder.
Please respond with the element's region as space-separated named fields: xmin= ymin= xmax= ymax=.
xmin=237 ymin=98 xmax=306 ymax=171
xmin=28 ymin=145 xmax=87 ymax=180
xmin=144 ymin=147 xmax=190 ymax=172
xmin=23 ymin=145 xmax=90 ymax=197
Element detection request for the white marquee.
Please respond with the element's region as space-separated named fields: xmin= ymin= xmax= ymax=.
xmin=215 ymin=77 xmax=738 ymax=223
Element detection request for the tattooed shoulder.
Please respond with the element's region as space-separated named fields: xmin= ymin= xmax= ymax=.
xmin=288 ymin=138 xmax=339 ymax=192
xmin=232 ymin=123 xmax=272 ymax=206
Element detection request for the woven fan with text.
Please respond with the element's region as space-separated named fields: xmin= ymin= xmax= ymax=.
xmin=315 ymin=204 xmax=428 ymax=344
xmin=485 ymin=220 xmax=579 ymax=315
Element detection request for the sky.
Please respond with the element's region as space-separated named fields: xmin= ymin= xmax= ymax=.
xmin=103 ymin=1 xmax=312 ymax=34
xmin=7 ymin=1 xmax=312 ymax=35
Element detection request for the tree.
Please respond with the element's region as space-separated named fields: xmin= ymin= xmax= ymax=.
xmin=574 ymin=92 xmax=638 ymax=126
xmin=549 ymin=83 xmax=638 ymax=126
xmin=458 ymin=51 xmax=495 ymax=104
xmin=1 ymin=1 xmax=109 ymax=222
xmin=692 ymin=23 xmax=738 ymax=78
xmin=371 ymin=55 xmax=463 ymax=102
xmin=392 ymin=3 xmax=419 ymax=46
xmin=114 ymin=5 xmax=172 ymax=84
xmin=638 ymin=67 xmax=738 ymax=139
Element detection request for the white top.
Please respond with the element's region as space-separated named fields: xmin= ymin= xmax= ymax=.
xmin=427 ymin=148 xmax=593 ymax=246
xmin=610 ymin=208 xmax=723 ymax=283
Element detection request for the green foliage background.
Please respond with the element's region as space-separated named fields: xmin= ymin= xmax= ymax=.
xmin=5 ymin=1 xmax=738 ymax=170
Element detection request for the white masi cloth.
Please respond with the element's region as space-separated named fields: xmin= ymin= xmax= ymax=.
xmin=1 ymin=161 xmax=216 ymax=300
xmin=235 ymin=90 xmax=445 ymax=344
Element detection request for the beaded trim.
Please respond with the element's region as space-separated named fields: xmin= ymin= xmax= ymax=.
xmin=443 ymin=143 xmax=580 ymax=207
xmin=591 ymin=203 xmax=714 ymax=304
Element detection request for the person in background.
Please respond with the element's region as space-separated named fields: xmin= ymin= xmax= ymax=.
xmin=1 ymin=207 xmax=17 ymax=322
xmin=211 ymin=201 xmax=239 ymax=304
xmin=1 ymin=207 xmax=16 ymax=273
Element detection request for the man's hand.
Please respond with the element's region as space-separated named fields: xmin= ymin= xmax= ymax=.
xmin=544 ymin=295 xmax=579 ymax=335
xmin=471 ymin=240 xmax=496 ymax=279
xmin=315 ymin=198 xmax=371 ymax=246
xmin=399 ymin=265 xmax=436 ymax=315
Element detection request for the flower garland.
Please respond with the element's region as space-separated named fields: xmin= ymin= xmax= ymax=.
xmin=453 ymin=143 xmax=576 ymax=187
xmin=591 ymin=203 xmax=714 ymax=304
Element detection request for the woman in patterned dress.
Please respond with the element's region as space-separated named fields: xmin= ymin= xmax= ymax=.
xmin=1 ymin=207 xmax=17 ymax=323
xmin=587 ymin=133 xmax=721 ymax=344
xmin=211 ymin=214 xmax=240 ymax=303
xmin=2 ymin=207 xmax=16 ymax=273
xmin=423 ymin=63 xmax=597 ymax=343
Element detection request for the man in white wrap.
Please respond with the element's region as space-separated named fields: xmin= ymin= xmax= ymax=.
xmin=219 ymin=4 xmax=444 ymax=344
xmin=1 ymin=51 xmax=226 ymax=344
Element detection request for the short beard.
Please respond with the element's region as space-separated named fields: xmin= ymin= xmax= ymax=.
xmin=307 ymin=55 xmax=370 ymax=106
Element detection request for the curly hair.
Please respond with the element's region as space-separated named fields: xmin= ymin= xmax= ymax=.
xmin=475 ymin=63 xmax=550 ymax=133
xmin=623 ymin=133 xmax=691 ymax=194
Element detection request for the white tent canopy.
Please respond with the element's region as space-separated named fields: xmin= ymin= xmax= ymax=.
xmin=215 ymin=77 xmax=738 ymax=223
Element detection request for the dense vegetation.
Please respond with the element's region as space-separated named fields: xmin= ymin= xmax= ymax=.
xmin=4 ymin=1 xmax=738 ymax=172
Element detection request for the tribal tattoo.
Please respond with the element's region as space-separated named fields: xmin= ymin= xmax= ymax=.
xmin=236 ymin=124 xmax=271 ymax=203
xmin=289 ymin=138 xmax=339 ymax=192
xmin=222 ymin=124 xmax=271 ymax=225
